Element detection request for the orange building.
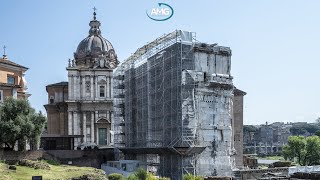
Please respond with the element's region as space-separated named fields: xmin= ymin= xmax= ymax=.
xmin=0 ymin=52 xmax=30 ymax=103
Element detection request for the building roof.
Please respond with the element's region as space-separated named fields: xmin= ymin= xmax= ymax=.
xmin=234 ymin=88 xmax=247 ymax=96
xmin=46 ymin=81 xmax=68 ymax=92
xmin=46 ymin=81 xmax=68 ymax=87
xmin=0 ymin=58 xmax=28 ymax=70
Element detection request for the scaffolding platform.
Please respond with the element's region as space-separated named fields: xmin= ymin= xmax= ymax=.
xmin=119 ymin=146 xmax=205 ymax=155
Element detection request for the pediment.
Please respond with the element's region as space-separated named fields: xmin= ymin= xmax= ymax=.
xmin=98 ymin=79 xmax=107 ymax=84
xmin=97 ymin=118 xmax=110 ymax=123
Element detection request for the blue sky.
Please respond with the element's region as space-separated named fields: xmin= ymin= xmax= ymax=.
xmin=0 ymin=0 xmax=319 ymax=125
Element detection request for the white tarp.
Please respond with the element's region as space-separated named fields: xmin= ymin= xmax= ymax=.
xmin=179 ymin=30 xmax=193 ymax=42
xmin=288 ymin=166 xmax=320 ymax=175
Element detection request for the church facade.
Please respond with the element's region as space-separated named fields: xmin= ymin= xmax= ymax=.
xmin=44 ymin=11 xmax=118 ymax=149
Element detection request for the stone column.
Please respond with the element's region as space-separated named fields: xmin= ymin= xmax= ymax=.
xmin=91 ymin=112 xmax=94 ymax=143
xmin=96 ymin=126 xmax=99 ymax=145
xmin=83 ymin=112 xmax=87 ymax=143
xmin=254 ymin=142 xmax=257 ymax=154
xmin=110 ymin=76 xmax=113 ymax=98
xmin=259 ymin=143 xmax=261 ymax=153
xmin=95 ymin=111 xmax=99 ymax=144
xmin=82 ymin=76 xmax=86 ymax=100
xmin=106 ymin=76 xmax=109 ymax=98
xmin=110 ymin=111 xmax=114 ymax=144
xmin=107 ymin=127 xmax=109 ymax=145
xmin=69 ymin=75 xmax=73 ymax=100
xmin=73 ymin=76 xmax=77 ymax=100
xmin=72 ymin=76 xmax=75 ymax=100
xmin=68 ymin=112 xmax=73 ymax=135
xmin=77 ymin=76 xmax=80 ymax=100
xmin=73 ymin=112 xmax=78 ymax=135
xmin=59 ymin=112 xmax=65 ymax=135
xmin=265 ymin=142 xmax=268 ymax=154
xmin=95 ymin=76 xmax=98 ymax=99
xmin=90 ymin=76 xmax=94 ymax=99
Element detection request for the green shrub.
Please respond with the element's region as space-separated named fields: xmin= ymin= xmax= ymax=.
xmin=18 ymin=159 xmax=50 ymax=170
xmin=108 ymin=173 xmax=125 ymax=180
xmin=183 ymin=173 xmax=204 ymax=180
xmin=272 ymin=161 xmax=292 ymax=167
xmin=159 ymin=177 xmax=170 ymax=180
xmin=128 ymin=168 xmax=166 ymax=180
xmin=147 ymin=173 xmax=158 ymax=180
xmin=127 ymin=174 xmax=139 ymax=180
xmin=134 ymin=168 xmax=148 ymax=180
xmin=70 ymin=174 xmax=107 ymax=180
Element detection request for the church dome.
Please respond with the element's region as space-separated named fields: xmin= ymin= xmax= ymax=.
xmin=75 ymin=35 xmax=114 ymax=59
xmin=74 ymin=11 xmax=118 ymax=62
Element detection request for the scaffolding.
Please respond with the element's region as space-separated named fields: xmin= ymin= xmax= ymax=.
xmin=113 ymin=30 xmax=234 ymax=179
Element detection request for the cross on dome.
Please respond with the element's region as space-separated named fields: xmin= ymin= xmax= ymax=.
xmin=93 ymin=7 xmax=97 ymax=20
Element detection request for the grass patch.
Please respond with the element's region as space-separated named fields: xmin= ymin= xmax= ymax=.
xmin=259 ymin=156 xmax=284 ymax=161
xmin=0 ymin=161 xmax=106 ymax=180
xmin=41 ymin=159 xmax=60 ymax=166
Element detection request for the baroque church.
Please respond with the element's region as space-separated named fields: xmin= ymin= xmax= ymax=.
xmin=43 ymin=11 xmax=119 ymax=150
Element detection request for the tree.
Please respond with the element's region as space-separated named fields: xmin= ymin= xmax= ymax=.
xmin=29 ymin=111 xmax=46 ymax=150
xmin=0 ymin=97 xmax=46 ymax=151
xmin=315 ymin=130 xmax=320 ymax=137
xmin=282 ymin=136 xmax=320 ymax=166
xmin=316 ymin=117 xmax=320 ymax=124
xmin=290 ymin=123 xmax=320 ymax=135
xmin=282 ymin=136 xmax=306 ymax=165
xmin=290 ymin=126 xmax=307 ymax=136
xmin=244 ymin=125 xmax=258 ymax=133
xmin=304 ymin=124 xmax=320 ymax=134
xmin=304 ymin=136 xmax=320 ymax=165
